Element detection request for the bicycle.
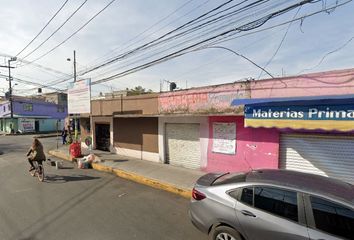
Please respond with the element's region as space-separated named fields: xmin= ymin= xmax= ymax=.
xmin=29 ymin=161 xmax=45 ymax=182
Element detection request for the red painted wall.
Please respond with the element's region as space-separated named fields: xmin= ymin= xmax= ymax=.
xmin=206 ymin=116 xmax=279 ymax=172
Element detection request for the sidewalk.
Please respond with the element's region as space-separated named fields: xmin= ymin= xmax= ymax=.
xmin=0 ymin=131 xmax=59 ymax=138
xmin=48 ymin=145 xmax=205 ymax=198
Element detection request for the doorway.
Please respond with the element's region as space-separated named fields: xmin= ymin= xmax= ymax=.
xmin=95 ymin=124 xmax=110 ymax=151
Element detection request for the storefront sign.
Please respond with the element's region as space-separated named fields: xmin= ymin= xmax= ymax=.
xmin=212 ymin=122 xmax=236 ymax=154
xmin=245 ymin=104 xmax=354 ymax=131
xmin=18 ymin=118 xmax=35 ymax=133
xmin=68 ymin=79 xmax=91 ymax=114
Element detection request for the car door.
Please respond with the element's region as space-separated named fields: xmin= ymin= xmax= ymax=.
xmin=234 ymin=186 xmax=310 ymax=240
xmin=304 ymin=195 xmax=354 ymax=240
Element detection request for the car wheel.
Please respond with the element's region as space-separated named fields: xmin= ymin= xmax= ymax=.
xmin=211 ymin=226 xmax=241 ymax=240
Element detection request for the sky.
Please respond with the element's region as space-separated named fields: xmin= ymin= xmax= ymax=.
xmin=0 ymin=0 xmax=353 ymax=97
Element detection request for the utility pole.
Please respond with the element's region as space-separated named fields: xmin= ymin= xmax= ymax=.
xmin=68 ymin=50 xmax=78 ymax=141
xmin=73 ymin=50 xmax=77 ymax=83
xmin=73 ymin=51 xmax=78 ymax=141
xmin=0 ymin=57 xmax=16 ymax=133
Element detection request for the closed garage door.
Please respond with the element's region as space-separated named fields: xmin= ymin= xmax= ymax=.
xmin=280 ymin=134 xmax=354 ymax=184
xmin=165 ymin=123 xmax=201 ymax=169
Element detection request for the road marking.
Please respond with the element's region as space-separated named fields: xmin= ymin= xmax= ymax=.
xmin=118 ymin=193 xmax=126 ymax=198
xmin=12 ymin=188 xmax=32 ymax=193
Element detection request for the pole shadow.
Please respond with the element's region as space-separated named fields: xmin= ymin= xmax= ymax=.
xmin=44 ymin=174 xmax=100 ymax=183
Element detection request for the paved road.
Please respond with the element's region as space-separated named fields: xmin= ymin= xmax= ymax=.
xmin=0 ymin=135 xmax=206 ymax=240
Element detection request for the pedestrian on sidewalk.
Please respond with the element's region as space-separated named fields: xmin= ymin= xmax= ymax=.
xmin=61 ymin=128 xmax=67 ymax=145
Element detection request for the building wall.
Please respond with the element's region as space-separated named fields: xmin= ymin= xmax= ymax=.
xmin=1 ymin=119 xmax=17 ymax=133
xmin=38 ymin=119 xmax=63 ymax=132
xmin=206 ymin=116 xmax=279 ymax=172
xmin=159 ymin=82 xmax=250 ymax=114
xmin=42 ymin=93 xmax=68 ymax=105
xmin=113 ymin=117 xmax=159 ymax=162
xmin=91 ymin=93 xmax=158 ymax=116
xmin=13 ymin=100 xmax=67 ymax=119
xmin=251 ymin=68 xmax=354 ymax=98
xmin=0 ymin=103 xmax=10 ymax=117
xmin=158 ymin=116 xmax=209 ymax=167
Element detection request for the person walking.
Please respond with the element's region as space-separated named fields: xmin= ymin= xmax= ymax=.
xmin=26 ymin=138 xmax=46 ymax=172
xmin=61 ymin=128 xmax=67 ymax=145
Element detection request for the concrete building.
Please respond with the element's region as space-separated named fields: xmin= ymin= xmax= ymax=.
xmin=82 ymin=68 xmax=354 ymax=184
xmin=80 ymin=93 xmax=159 ymax=162
xmin=0 ymin=94 xmax=67 ymax=133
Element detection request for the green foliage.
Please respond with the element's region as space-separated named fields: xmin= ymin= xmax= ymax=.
xmin=126 ymin=86 xmax=153 ymax=96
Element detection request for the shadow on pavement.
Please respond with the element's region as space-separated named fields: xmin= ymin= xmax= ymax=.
xmin=45 ymin=174 xmax=100 ymax=183
xmin=113 ymin=159 xmax=129 ymax=163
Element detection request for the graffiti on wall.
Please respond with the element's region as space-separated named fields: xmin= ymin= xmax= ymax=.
xmin=159 ymin=82 xmax=250 ymax=114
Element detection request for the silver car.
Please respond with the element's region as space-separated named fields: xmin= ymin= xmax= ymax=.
xmin=189 ymin=169 xmax=354 ymax=240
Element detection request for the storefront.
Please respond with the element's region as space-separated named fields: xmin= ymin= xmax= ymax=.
xmin=158 ymin=116 xmax=209 ymax=169
xmin=114 ymin=116 xmax=159 ymax=162
xmin=234 ymin=94 xmax=354 ymax=184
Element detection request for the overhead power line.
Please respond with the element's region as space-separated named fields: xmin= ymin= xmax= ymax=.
xmin=88 ymin=0 xmax=199 ymax=66
xmin=79 ymin=0 xmax=236 ymax=76
xmin=298 ymin=35 xmax=354 ymax=74
xmin=83 ymin=0 xmax=300 ymax=79
xmin=33 ymin=0 xmax=349 ymax=91
xmin=88 ymin=0 xmax=349 ymax=86
xmin=24 ymin=0 xmax=117 ymax=66
xmin=82 ymin=0 xmax=294 ymax=79
xmin=15 ymin=0 xmax=70 ymax=57
xmin=19 ymin=0 xmax=88 ymax=61
xmin=201 ymin=46 xmax=274 ymax=78
xmin=29 ymin=0 xmax=273 ymax=88
xmin=257 ymin=5 xmax=302 ymax=79
xmin=0 ymin=74 xmax=63 ymax=92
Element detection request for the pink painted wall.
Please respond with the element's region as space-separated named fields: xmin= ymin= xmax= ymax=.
xmin=251 ymin=68 xmax=354 ymax=98
xmin=206 ymin=116 xmax=279 ymax=172
xmin=159 ymin=82 xmax=250 ymax=114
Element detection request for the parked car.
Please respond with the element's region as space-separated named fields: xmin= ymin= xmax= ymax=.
xmin=189 ymin=169 xmax=354 ymax=240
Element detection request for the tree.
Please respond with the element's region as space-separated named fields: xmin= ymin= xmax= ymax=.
xmin=126 ymin=86 xmax=153 ymax=96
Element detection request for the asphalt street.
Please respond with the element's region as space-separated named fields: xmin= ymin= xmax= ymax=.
xmin=0 ymin=135 xmax=206 ymax=240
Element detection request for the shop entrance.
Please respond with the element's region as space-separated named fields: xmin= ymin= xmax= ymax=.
xmin=280 ymin=134 xmax=354 ymax=184
xmin=95 ymin=124 xmax=110 ymax=151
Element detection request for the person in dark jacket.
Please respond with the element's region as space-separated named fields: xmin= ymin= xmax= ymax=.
xmin=61 ymin=128 xmax=67 ymax=144
xmin=26 ymin=138 xmax=46 ymax=171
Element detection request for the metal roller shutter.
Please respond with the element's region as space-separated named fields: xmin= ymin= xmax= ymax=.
xmin=165 ymin=123 xmax=201 ymax=169
xmin=280 ymin=134 xmax=354 ymax=184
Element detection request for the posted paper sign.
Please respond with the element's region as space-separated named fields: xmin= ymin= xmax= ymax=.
xmin=18 ymin=118 xmax=35 ymax=133
xmin=212 ymin=122 xmax=236 ymax=154
xmin=68 ymin=79 xmax=91 ymax=114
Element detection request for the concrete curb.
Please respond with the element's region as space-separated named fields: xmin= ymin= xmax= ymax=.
xmin=48 ymin=150 xmax=192 ymax=199
xmin=48 ymin=150 xmax=74 ymax=161
xmin=35 ymin=134 xmax=59 ymax=138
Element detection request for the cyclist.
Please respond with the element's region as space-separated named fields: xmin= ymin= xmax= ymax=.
xmin=26 ymin=138 xmax=46 ymax=172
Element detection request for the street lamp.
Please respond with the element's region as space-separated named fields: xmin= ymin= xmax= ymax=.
xmin=67 ymin=50 xmax=78 ymax=141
